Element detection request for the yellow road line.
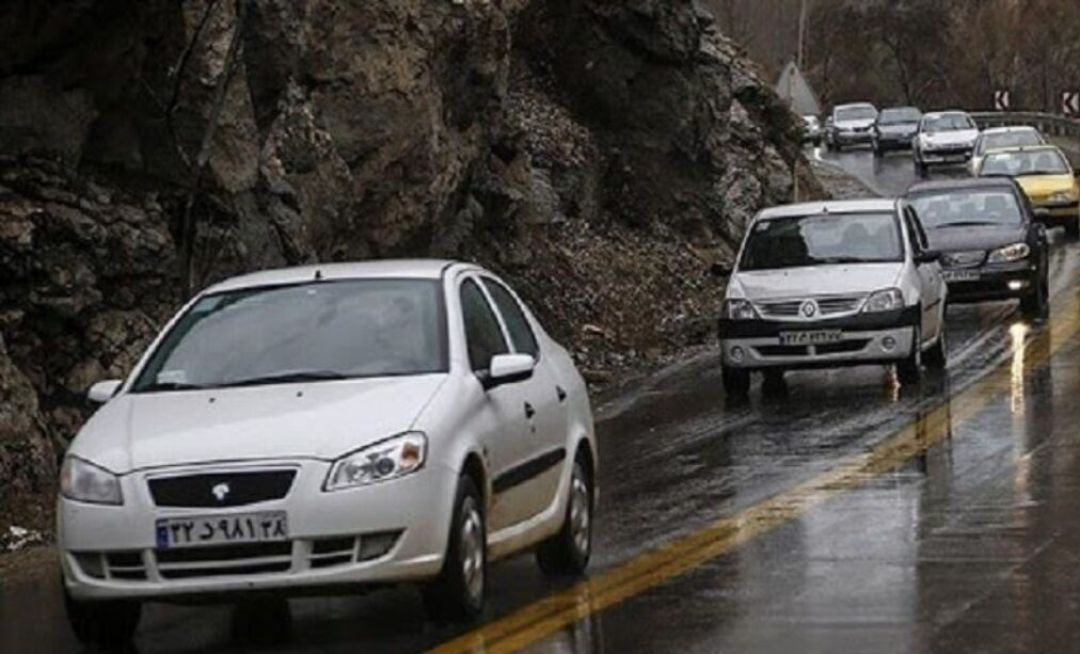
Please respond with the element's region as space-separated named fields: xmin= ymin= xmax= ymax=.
xmin=431 ymin=294 xmax=1080 ymax=654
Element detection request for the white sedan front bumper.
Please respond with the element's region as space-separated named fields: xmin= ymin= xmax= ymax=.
xmin=721 ymin=326 xmax=915 ymax=370
xmin=59 ymin=459 xmax=459 ymax=601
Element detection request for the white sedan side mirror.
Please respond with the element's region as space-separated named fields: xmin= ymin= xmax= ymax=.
xmin=482 ymin=354 xmax=536 ymax=390
xmin=87 ymin=380 xmax=123 ymax=404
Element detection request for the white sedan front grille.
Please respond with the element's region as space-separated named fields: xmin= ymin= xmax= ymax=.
xmin=757 ymin=296 xmax=864 ymax=319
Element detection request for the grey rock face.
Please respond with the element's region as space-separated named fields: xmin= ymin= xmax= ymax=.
xmin=0 ymin=0 xmax=816 ymax=521
xmin=0 ymin=158 xmax=179 ymax=521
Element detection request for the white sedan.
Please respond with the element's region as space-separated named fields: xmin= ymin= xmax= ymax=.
xmin=718 ymin=200 xmax=948 ymax=396
xmin=968 ymin=126 xmax=1046 ymax=176
xmin=59 ymin=260 xmax=597 ymax=645
xmin=913 ymin=111 xmax=981 ymax=177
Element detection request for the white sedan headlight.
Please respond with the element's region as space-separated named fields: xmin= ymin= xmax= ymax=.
xmin=325 ymin=432 xmax=427 ymax=491
xmin=723 ymin=299 xmax=759 ymax=321
xmin=863 ymin=288 xmax=905 ymax=314
xmin=60 ymin=457 xmax=123 ymax=505
xmin=988 ymin=243 xmax=1031 ymax=264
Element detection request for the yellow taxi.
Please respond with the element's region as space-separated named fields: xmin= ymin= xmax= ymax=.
xmin=977 ymin=145 xmax=1080 ymax=238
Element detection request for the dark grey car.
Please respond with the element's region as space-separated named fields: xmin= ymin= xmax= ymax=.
xmin=873 ymin=107 xmax=922 ymax=157
xmin=906 ymin=177 xmax=1050 ymax=319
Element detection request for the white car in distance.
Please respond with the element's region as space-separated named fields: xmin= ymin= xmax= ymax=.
xmin=969 ymin=126 xmax=1046 ymax=176
xmin=913 ymin=111 xmax=981 ymax=177
xmin=718 ymin=200 xmax=948 ymax=396
xmin=59 ymin=260 xmax=597 ymax=645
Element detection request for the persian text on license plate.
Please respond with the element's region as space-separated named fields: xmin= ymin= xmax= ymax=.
xmin=943 ymin=270 xmax=980 ymax=282
xmin=778 ymin=330 xmax=843 ymax=346
xmin=155 ymin=511 xmax=288 ymax=550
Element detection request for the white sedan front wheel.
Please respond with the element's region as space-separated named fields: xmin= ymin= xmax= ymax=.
xmin=897 ymin=325 xmax=923 ymax=384
xmin=63 ymin=578 xmax=141 ymax=646
xmin=423 ymin=476 xmax=486 ymax=622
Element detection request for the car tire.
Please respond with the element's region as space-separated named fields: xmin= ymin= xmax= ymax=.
xmin=722 ymin=366 xmax=751 ymax=398
xmin=1021 ymin=273 xmax=1050 ymax=320
xmin=423 ymin=475 xmax=486 ymax=622
xmin=925 ymin=324 xmax=947 ymax=371
xmin=897 ymin=326 xmax=923 ymax=385
xmin=1066 ymin=219 xmax=1080 ymax=240
xmin=915 ymin=158 xmax=928 ymax=179
xmin=64 ymin=579 xmax=141 ymax=647
xmin=536 ymin=459 xmax=593 ymax=577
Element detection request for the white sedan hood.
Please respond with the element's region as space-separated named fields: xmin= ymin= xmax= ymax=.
xmin=70 ymin=375 xmax=447 ymax=474
xmin=731 ymin=264 xmax=903 ymax=301
xmin=836 ymin=119 xmax=875 ymax=130
xmin=923 ymin=129 xmax=979 ymax=147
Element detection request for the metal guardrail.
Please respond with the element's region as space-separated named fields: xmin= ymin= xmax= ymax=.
xmin=971 ymin=112 xmax=1080 ymax=140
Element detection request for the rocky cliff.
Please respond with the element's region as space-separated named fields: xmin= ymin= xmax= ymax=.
xmin=0 ymin=0 xmax=813 ymax=528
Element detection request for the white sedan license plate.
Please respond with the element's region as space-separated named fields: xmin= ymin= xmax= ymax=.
xmin=943 ymin=270 xmax=980 ymax=282
xmin=155 ymin=512 xmax=288 ymax=550
xmin=779 ymin=330 xmax=842 ymax=346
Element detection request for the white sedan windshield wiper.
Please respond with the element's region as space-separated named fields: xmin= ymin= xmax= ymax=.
xmin=220 ymin=370 xmax=350 ymax=388
xmin=137 ymin=381 xmax=212 ymax=393
xmin=934 ymin=220 xmax=1002 ymax=228
xmin=816 ymin=256 xmax=879 ymax=265
xmin=1017 ymin=170 xmax=1067 ymax=177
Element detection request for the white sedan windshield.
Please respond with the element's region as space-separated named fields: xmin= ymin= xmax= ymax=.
xmin=923 ymin=115 xmax=975 ymax=133
xmin=740 ymin=213 xmax=903 ymax=271
xmin=836 ymin=107 xmax=876 ymax=121
xmin=978 ymin=130 xmax=1042 ymax=155
xmin=133 ymin=279 xmax=447 ymax=391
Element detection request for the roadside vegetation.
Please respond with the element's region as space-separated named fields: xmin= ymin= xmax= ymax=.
xmin=711 ymin=0 xmax=1080 ymax=111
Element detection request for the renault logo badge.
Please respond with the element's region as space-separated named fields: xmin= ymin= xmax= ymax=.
xmin=212 ymin=483 xmax=230 ymax=502
xmin=801 ymin=301 xmax=817 ymax=318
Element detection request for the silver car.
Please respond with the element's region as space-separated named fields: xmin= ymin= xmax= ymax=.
xmin=802 ymin=115 xmax=823 ymax=146
xmin=825 ymin=103 xmax=878 ymax=151
xmin=718 ymin=200 xmax=948 ymax=396
xmin=872 ymin=106 xmax=922 ymax=156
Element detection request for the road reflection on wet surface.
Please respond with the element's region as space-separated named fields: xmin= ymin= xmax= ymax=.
xmin=6 ymin=150 xmax=1080 ymax=653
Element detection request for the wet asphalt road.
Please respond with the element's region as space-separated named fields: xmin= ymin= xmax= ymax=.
xmin=6 ymin=149 xmax=1080 ymax=653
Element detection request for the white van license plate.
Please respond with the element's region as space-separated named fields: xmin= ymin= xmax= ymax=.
xmin=155 ymin=512 xmax=288 ymax=550
xmin=779 ymin=331 xmax=843 ymax=346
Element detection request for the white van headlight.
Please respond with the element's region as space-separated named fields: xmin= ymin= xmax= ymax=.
xmin=863 ymin=288 xmax=905 ymax=314
xmin=723 ymin=299 xmax=759 ymax=321
xmin=60 ymin=457 xmax=123 ymax=505
xmin=325 ymin=432 xmax=427 ymax=491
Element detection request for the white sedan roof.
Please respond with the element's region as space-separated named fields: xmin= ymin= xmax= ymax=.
xmin=981 ymin=126 xmax=1040 ymax=135
xmin=204 ymin=259 xmax=464 ymax=294
xmin=923 ymin=110 xmax=972 ymax=120
xmin=757 ymin=199 xmax=899 ymax=221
